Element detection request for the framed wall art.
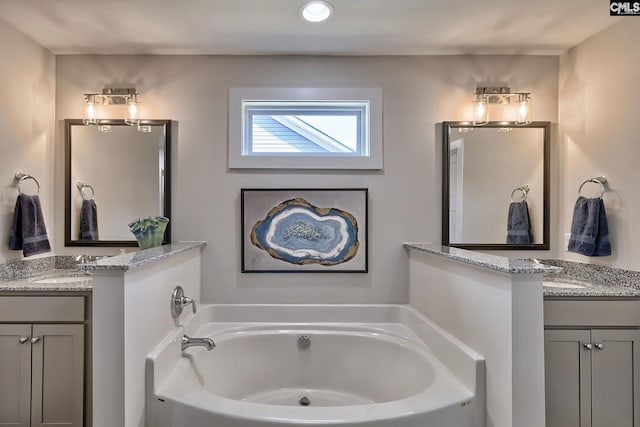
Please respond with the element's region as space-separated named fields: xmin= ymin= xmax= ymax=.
xmin=241 ymin=188 xmax=368 ymax=273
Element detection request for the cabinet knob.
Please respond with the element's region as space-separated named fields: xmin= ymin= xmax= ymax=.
xmin=594 ymin=343 xmax=604 ymax=350
xmin=19 ymin=336 xmax=29 ymax=344
xmin=30 ymin=336 xmax=40 ymax=344
xmin=583 ymin=343 xmax=593 ymax=350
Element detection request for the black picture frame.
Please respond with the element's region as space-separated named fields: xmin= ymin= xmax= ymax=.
xmin=441 ymin=121 xmax=550 ymax=250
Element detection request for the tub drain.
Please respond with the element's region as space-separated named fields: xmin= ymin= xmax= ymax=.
xmin=298 ymin=396 xmax=311 ymax=406
xmin=298 ymin=335 xmax=311 ymax=350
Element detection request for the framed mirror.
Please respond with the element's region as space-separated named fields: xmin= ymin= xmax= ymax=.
xmin=65 ymin=119 xmax=171 ymax=247
xmin=442 ymin=121 xmax=550 ymax=250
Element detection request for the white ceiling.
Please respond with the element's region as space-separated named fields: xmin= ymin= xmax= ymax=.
xmin=0 ymin=0 xmax=620 ymax=55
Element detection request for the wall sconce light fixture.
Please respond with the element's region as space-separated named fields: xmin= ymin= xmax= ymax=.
xmin=83 ymin=88 xmax=140 ymax=126
xmin=472 ymin=86 xmax=532 ymax=126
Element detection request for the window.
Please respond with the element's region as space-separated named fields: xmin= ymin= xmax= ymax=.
xmin=229 ymin=88 xmax=382 ymax=169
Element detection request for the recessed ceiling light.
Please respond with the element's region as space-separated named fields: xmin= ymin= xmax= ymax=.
xmin=301 ymin=1 xmax=334 ymax=23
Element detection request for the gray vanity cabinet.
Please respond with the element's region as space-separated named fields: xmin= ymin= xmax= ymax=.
xmin=544 ymin=329 xmax=591 ymax=427
xmin=0 ymin=296 xmax=86 ymax=427
xmin=590 ymin=329 xmax=640 ymax=427
xmin=0 ymin=324 xmax=32 ymax=427
xmin=544 ymin=300 xmax=640 ymax=427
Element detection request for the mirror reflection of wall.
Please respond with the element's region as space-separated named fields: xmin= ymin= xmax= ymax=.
xmin=443 ymin=122 xmax=550 ymax=250
xmin=65 ymin=120 xmax=171 ymax=246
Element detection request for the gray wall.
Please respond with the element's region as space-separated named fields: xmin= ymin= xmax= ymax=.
xmin=0 ymin=19 xmax=55 ymax=263
xmin=55 ymin=55 xmax=559 ymax=303
xmin=559 ymin=17 xmax=640 ymax=269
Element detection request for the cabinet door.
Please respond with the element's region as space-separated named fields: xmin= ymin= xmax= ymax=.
xmin=591 ymin=329 xmax=640 ymax=427
xmin=30 ymin=325 xmax=84 ymax=427
xmin=0 ymin=325 xmax=32 ymax=427
xmin=545 ymin=329 xmax=592 ymax=427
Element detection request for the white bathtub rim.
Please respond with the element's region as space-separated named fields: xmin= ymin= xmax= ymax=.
xmin=183 ymin=304 xmax=482 ymax=357
xmin=146 ymin=304 xmax=484 ymax=424
xmin=155 ymin=356 xmax=475 ymax=424
xmin=194 ymin=322 xmax=438 ymax=354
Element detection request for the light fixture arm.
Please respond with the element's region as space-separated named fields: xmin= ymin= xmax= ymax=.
xmin=474 ymin=86 xmax=531 ymax=104
xmin=472 ymin=86 xmax=532 ymax=125
xmin=82 ymin=87 xmax=140 ymax=126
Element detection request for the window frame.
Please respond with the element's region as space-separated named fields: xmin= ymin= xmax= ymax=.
xmin=228 ymin=87 xmax=383 ymax=169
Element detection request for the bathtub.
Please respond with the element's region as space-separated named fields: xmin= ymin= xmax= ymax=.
xmin=146 ymin=304 xmax=485 ymax=427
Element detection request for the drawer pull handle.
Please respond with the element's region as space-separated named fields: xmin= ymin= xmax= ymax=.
xmin=30 ymin=336 xmax=40 ymax=344
xmin=583 ymin=343 xmax=593 ymax=350
xmin=19 ymin=336 xmax=29 ymax=344
xmin=594 ymin=343 xmax=604 ymax=350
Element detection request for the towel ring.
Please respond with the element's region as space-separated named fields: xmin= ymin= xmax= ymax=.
xmin=510 ymin=185 xmax=530 ymax=203
xmin=14 ymin=172 xmax=40 ymax=196
xmin=76 ymin=182 xmax=95 ymax=201
xmin=578 ymin=176 xmax=607 ymax=199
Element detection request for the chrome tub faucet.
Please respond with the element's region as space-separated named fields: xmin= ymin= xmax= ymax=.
xmin=181 ymin=335 xmax=216 ymax=351
xmin=171 ymin=285 xmax=196 ymax=318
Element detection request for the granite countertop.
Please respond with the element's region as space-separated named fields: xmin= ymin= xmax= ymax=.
xmin=404 ymin=244 xmax=640 ymax=298
xmin=543 ymin=275 xmax=640 ymax=298
xmin=78 ymin=241 xmax=206 ymax=271
xmin=404 ymin=243 xmax=562 ymax=274
xmin=0 ymin=269 xmax=92 ymax=292
xmin=0 ymin=242 xmax=205 ymax=291
xmin=541 ymin=259 xmax=640 ymax=298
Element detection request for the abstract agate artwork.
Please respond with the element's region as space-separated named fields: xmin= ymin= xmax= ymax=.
xmin=241 ymin=189 xmax=368 ymax=272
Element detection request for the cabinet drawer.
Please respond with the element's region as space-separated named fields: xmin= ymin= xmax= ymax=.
xmin=0 ymin=296 xmax=85 ymax=322
xmin=544 ymin=299 xmax=640 ymax=327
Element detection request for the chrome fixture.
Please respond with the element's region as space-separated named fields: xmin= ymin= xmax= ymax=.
xmin=74 ymin=254 xmax=109 ymax=264
xmin=171 ymin=285 xmax=196 ymax=319
xmin=297 ymin=335 xmax=311 ymax=350
xmin=583 ymin=342 xmax=605 ymax=351
xmin=578 ymin=176 xmax=607 ymax=199
xmin=83 ymin=87 xmax=140 ymax=126
xmin=76 ymin=182 xmax=95 ymax=200
xmin=298 ymin=396 xmax=311 ymax=406
xmin=181 ymin=334 xmax=215 ymax=351
xmin=473 ymin=86 xmax=532 ymax=125
xmin=510 ymin=185 xmax=530 ymax=203
xmin=301 ymin=1 xmax=334 ymax=22
xmin=14 ymin=172 xmax=40 ymax=195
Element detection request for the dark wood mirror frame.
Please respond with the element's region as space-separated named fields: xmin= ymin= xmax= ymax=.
xmin=64 ymin=119 xmax=172 ymax=247
xmin=442 ymin=121 xmax=550 ymax=250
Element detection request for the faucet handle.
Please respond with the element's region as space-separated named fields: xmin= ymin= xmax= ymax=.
xmin=180 ymin=296 xmax=197 ymax=314
xmin=171 ymin=285 xmax=196 ymax=318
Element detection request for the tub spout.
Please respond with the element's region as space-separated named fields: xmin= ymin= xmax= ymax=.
xmin=181 ymin=335 xmax=216 ymax=351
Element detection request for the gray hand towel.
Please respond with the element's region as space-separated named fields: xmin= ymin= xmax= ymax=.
xmin=507 ymin=201 xmax=532 ymax=244
xmin=8 ymin=194 xmax=51 ymax=257
xmin=568 ymin=196 xmax=611 ymax=256
xmin=80 ymin=199 xmax=99 ymax=240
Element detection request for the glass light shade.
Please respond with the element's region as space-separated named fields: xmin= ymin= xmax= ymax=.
xmin=472 ymin=94 xmax=489 ymax=125
xmin=125 ymin=97 xmax=140 ymax=126
xmin=83 ymin=95 xmax=98 ymax=125
xmin=515 ymin=95 xmax=532 ymax=125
